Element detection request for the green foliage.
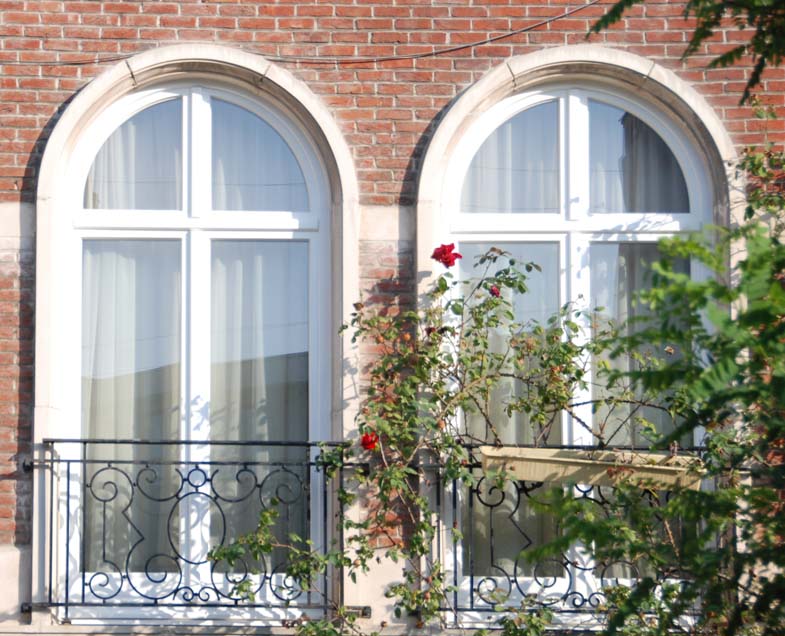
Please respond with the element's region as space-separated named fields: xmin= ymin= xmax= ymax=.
xmin=494 ymin=602 xmax=554 ymax=636
xmin=209 ymin=135 xmax=785 ymax=636
xmin=530 ymin=136 xmax=785 ymax=636
xmin=590 ymin=0 xmax=785 ymax=101
xmin=210 ymin=247 xmax=624 ymax=635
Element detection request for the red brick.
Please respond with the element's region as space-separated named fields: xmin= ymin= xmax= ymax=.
xmin=334 ymin=5 xmax=371 ymax=17
xmin=123 ymin=14 xmax=158 ymax=27
xmin=198 ymin=16 xmax=236 ymax=28
xmin=277 ymin=17 xmax=315 ymax=29
xmin=103 ymin=2 xmax=140 ymax=13
xmin=100 ymin=26 xmax=138 ymax=38
xmin=3 ymin=12 xmax=40 ymax=24
xmin=237 ymin=17 xmax=275 ymax=29
xmin=143 ymin=2 xmax=178 ymax=14
xmin=26 ymin=1 xmax=63 ymax=11
xmin=180 ymin=3 xmax=217 ymax=16
xmin=82 ymin=14 xmax=119 ymax=26
xmin=218 ymin=3 xmax=255 ymax=16
xmin=160 ymin=16 xmax=198 ymax=28
xmin=296 ymin=5 xmax=333 ymax=17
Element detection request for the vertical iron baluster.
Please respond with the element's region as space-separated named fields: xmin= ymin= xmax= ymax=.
xmin=47 ymin=443 xmax=54 ymax=607
xmin=80 ymin=441 xmax=86 ymax=605
xmin=65 ymin=460 xmax=71 ymax=621
xmin=468 ymin=472 xmax=475 ymax=611
xmin=451 ymin=476 xmax=459 ymax=622
xmin=321 ymin=452 xmax=328 ymax=617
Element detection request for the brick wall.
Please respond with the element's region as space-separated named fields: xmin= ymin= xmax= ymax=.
xmin=1 ymin=0 xmax=784 ymax=207
xmin=0 ymin=210 xmax=33 ymax=547
xmin=1 ymin=0 xmax=784 ymax=550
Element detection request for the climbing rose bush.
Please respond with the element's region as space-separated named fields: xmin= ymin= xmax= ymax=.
xmin=211 ymin=163 xmax=785 ymax=636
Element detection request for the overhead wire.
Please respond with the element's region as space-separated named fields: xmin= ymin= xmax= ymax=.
xmin=265 ymin=0 xmax=604 ymax=65
xmin=0 ymin=0 xmax=604 ymax=68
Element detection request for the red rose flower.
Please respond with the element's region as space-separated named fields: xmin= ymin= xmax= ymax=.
xmin=431 ymin=243 xmax=462 ymax=268
xmin=360 ymin=431 xmax=379 ymax=451
xmin=489 ymin=285 xmax=501 ymax=298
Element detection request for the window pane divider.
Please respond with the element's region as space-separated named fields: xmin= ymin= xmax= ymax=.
xmin=567 ymin=92 xmax=589 ymax=222
xmin=190 ymin=88 xmax=211 ymax=219
xmin=566 ymin=232 xmax=594 ymax=446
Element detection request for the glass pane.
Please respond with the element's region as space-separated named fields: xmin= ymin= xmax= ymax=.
xmin=461 ymin=101 xmax=559 ymax=214
xmin=458 ymin=242 xmax=561 ymax=445
xmin=590 ymin=243 xmax=690 ymax=445
xmin=84 ymin=100 xmax=182 ymax=210
xmin=212 ymin=99 xmax=309 ymax=211
xmin=593 ymin=486 xmax=695 ymax=581
xmin=458 ymin=243 xmax=562 ymax=578
xmin=82 ymin=239 xmax=181 ymax=573
xmin=589 ymin=100 xmax=689 ymax=214
xmin=210 ymin=240 xmax=309 ymax=571
xmin=462 ymin=476 xmax=561 ymax=579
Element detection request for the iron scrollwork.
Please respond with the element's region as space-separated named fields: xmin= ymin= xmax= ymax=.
xmin=43 ymin=439 xmax=338 ymax=619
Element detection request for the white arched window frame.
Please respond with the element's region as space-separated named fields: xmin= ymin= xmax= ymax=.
xmin=447 ymin=86 xmax=709 ymax=233
xmin=70 ymin=84 xmax=329 ymax=228
xmin=436 ymin=84 xmax=715 ymax=625
xmin=64 ymin=80 xmax=332 ymax=444
xmin=51 ymin=82 xmax=333 ymax=624
xmin=442 ymin=84 xmax=712 ymax=445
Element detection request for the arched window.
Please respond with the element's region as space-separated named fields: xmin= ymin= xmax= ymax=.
xmin=74 ymin=84 xmax=329 ymax=448
xmin=34 ymin=44 xmax=359 ymax=625
xmin=48 ymin=82 xmax=333 ymax=622
xmin=446 ymin=86 xmax=708 ymax=445
xmin=419 ymin=71 xmax=723 ymax=622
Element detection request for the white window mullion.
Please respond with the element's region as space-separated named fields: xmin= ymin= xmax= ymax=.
xmin=565 ymin=92 xmax=594 ymax=444
xmin=186 ymin=88 xmax=213 ymax=469
xmin=565 ymin=230 xmax=597 ymax=600
xmin=176 ymin=234 xmax=189 ymax=447
xmin=187 ymin=231 xmax=211 ymax=445
xmin=558 ymin=93 xmax=569 ymax=220
xmin=566 ymin=232 xmax=594 ymax=445
xmin=566 ymin=92 xmax=590 ymax=223
xmin=190 ymin=88 xmax=212 ymax=219
xmin=183 ymin=230 xmax=211 ymax=583
xmin=180 ymin=95 xmax=190 ymax=216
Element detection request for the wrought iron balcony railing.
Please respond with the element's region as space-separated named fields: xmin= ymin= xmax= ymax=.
xmin=32 ymin=439 xmax=711 ymax=627
xmin=35 ymin=438 xmax=353 ymax=624
xmin=429 ymin=446 xmax=711 ymax=628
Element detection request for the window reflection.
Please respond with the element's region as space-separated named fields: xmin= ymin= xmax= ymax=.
xmin=589 ymin=101 xmax=689 ymax=214
xmin=84 ymin=100 xmax=182 ymax=210
xmin=461 ymin=101 xmax=559 ymax=214
xmin=212 ymin=100 xmax=309 ymax=211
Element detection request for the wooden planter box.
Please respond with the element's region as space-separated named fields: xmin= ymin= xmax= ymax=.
xmin=480 ymin=446 xmax=704 ymax=490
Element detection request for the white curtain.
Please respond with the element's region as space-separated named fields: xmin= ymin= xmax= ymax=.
xmin=589 ymin=100 xmax=689 ymax=214
xmin=211 ymin=99 xmax=309 ymax=211
xmin=458 ymin=242 xmax=562 ymax=578
xmin=84 ymin=100 xmax=182 ymax=210
xmin=210 ymin=240 xmax=309 ymax=567
xmin=591 ymin=243 xmax=689 ymax=446
xmin=81 ymin=240 xmax=181 ymax=573
xmin=461 ymin=101 xmax=559 ymax=214
xmin=459 ymin=242 xmax=562 ymax=446
xmin=591 ymin=246 xmax=686 ymax=581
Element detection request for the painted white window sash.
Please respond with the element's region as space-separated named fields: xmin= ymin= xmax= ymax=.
xmin=439 ymin=86 xmax=711 ymax=623
xmin=53 ymin=82 xmax=331 ymax=624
